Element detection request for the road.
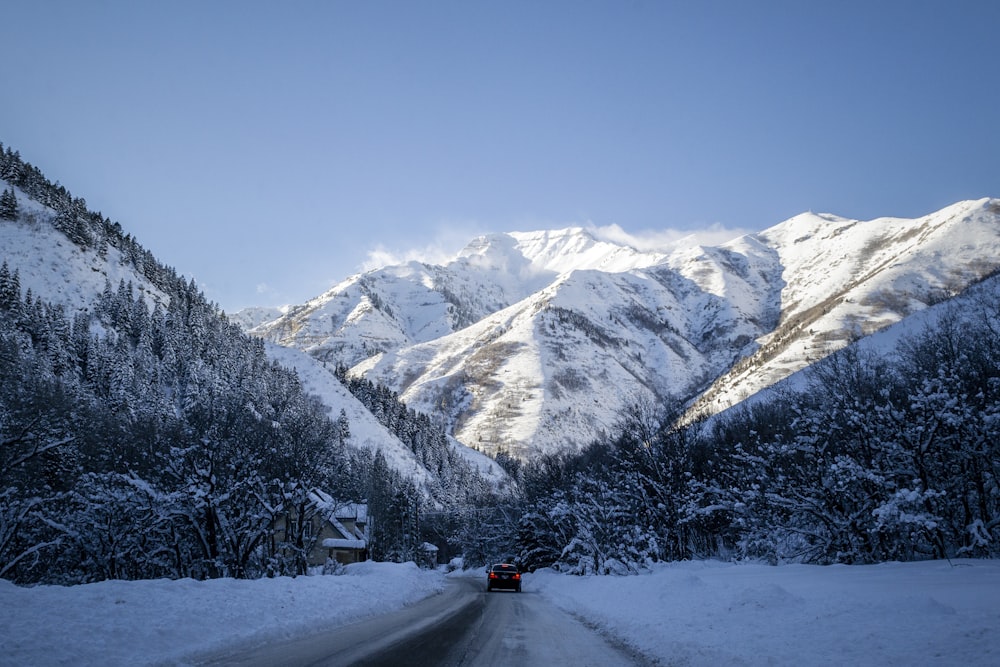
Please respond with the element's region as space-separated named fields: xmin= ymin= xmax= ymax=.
xmin=200 ymin=574 xmax=647 ymax=666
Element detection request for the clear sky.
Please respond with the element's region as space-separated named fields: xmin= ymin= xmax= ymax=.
xmin=3 ymin=0 xmax=998 ymax=313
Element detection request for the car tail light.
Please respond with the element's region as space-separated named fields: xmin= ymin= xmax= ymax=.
xmin=513 ymin=573 xmax=521 ymax=580
xmin=489 ymin=572 xmax=498 ymax=579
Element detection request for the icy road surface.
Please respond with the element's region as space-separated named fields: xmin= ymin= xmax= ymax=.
xmin=200 ymin=574 xmax=645 ymax=666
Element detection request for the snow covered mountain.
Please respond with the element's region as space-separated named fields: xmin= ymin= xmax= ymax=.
xmin=251 ymin=227 xmax=667 ymax=364
xmin=246 ymin=198 xmax=1000 ymax=458
xmin=689 ymin=198 xmax=1000 ymax=416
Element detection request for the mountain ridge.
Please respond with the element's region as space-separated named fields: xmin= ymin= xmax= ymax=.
xmin=246 ymin=198 xmax=1000 ymax=458
xmin=691 ymin=197 xmax=1000 ymax=415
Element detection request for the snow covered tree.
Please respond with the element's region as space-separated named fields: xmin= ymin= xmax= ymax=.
xmin=0 ymin=263 xmax=21 ymax=313
xmin=0 ymin=187 xmax=17 ymax=220
xmin=0 ymin=320 xmax=78 ymax=581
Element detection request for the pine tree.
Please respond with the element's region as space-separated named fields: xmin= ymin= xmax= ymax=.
xmin=0 ymin=262 xmax=21 ymax=311
xmin=337 ymin=409 xmax=351 ymax=442
xmin=0 ymin=187 xmax=17 ymax=220
xmin=367 ymin=452 xmax=393 ymax=561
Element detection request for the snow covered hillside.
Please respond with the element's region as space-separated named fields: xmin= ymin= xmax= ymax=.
xmin=0 ymin=186 xmax=169 ymax=315
xmin=266 ymin=343 xmax=507 ymax=491
xmin=249 ymin=226 xmax=667 ymax=365
xmin=244 ymin=199 xmax=1000 ymax=458
xmin=0 ymin=182 xmax=499 ymax=490
xmin=690 ymin=198 xmax=1000 ymax=415
xmin=728 ymin=265 xmax=1000 ymax=415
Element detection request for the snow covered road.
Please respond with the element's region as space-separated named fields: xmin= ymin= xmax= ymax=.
xmin=200 ymin=575 xmax=641 ymax=666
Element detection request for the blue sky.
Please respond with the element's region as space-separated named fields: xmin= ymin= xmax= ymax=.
xmin=3 ymin=1 xmax=998 ymax=312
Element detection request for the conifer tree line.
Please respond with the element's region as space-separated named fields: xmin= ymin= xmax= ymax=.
xmin=335 ymin=366 xmax=497 ymax=502
xmin=513 ymin=284 xmax=1000 ymax=573
xmin=0 ymin=186 xmax=16 ymax=220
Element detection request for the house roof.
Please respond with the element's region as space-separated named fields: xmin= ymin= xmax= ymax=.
xmin=303 ymin=489 xmax=369 ymax=550
xmin=323 ymin=538 xmax=366 ymax=550
xmin=334 ymin=503 xmax=368 ymax=523
xmin=307 ymin=490 xmax=368 ymax=524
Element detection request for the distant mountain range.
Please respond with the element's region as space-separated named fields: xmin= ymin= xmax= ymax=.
xmin=242 ymin=198 xmax=1000 ymax=458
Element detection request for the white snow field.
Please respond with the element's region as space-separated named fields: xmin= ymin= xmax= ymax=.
xmin=531 ymin=559 xmax=1000 ymax=666
xmin=1 ymin=559 xmax=998 ymax=666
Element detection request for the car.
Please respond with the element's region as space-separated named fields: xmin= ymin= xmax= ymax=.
xmin=486 ymin=563 xmax=522 ymax=592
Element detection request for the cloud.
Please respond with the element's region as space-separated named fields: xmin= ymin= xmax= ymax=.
xmin=361 ymin=243 xmax=460 ymax=272
xmin=359 ymin=220 xmax=755 ymax=273
xmin=360 ymin=222 xmax=489 ymax=272
xmin=587 ymin=222 xmax=753 ymax=252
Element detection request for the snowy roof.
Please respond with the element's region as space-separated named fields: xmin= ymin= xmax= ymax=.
xmin=308 ymin=488 xmax=336 ymax=507
xmin=305 ymin=490 xmax=368 ymax=523
xmin=334 ymin=503 xmax=368 ymax=523
xmin=302 ymin=489 xmax=370 ymax=543
xmin=322 ymin=538 xmax=366 ymax=550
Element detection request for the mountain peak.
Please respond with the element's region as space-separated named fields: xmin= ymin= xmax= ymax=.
xmin=456 ymin=226 xmax=664 ymax=279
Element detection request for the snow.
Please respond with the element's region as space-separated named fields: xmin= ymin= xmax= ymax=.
xmin=731 ymin=270 xmax=1000 ymax=413
xmin=3 ymin=559 xmax=998 ymax=666
xmin=263 ymin=341 xmax=439 ymax=488
xmin=532 ymin=559 xmax=1000 ymax=666
xmin=0 ymin=562 xmax=445 ymax=667
xmin=505 ymin=227 xmax=666 ymax=276
xmin=692 ymin=197 xmax=1000 ymax=414
xmin=0 ymin=192 xmax=170 ymax=315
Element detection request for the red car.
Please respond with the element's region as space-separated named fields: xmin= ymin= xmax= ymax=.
xmin=487 ymin=563 xmax=522 ymax=592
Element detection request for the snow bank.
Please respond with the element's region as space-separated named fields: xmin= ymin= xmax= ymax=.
xmin=530 ymin=559 xmax=1000 ymax=666
xmin=0 ymin=562 xmax=445 ymax=666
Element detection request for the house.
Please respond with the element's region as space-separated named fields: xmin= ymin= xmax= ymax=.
xmin=274 ymin=490 xmax=370 ymax=567
xmin=419 ymin=542 xmax=439 ymax=569
xmin=320 ymin=499 xmax=370 ymax=566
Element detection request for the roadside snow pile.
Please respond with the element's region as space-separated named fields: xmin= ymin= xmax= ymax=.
xmin=0 ymin=561 xmax=445 ymax=667
xmin=530 ymin=559 xmax=1000 ymax=666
